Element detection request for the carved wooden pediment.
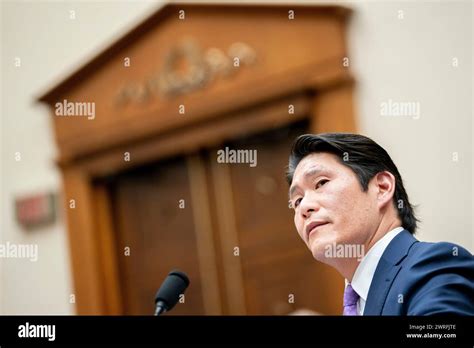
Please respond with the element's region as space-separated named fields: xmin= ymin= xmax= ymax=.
xmin=38 ymin=4 xmax=352 ymax=164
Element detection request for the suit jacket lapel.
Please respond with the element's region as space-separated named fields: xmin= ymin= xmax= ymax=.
xmin=363 ymin=258 xmax=402 ymax=315
xmin=363 ymin=230 xmax=418 ymax=315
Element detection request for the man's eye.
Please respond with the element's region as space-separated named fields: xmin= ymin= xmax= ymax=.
xmin=293 ymin=198 xmax=302 ymax=208
xmin=316 ymin=179 xmax=329 ymax=189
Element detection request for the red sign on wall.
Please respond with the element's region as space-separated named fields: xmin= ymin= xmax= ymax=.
xmin=15 ymin=192 xmax=56 ymax=229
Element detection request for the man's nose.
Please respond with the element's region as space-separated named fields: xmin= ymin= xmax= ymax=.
xmin=299 ymin=196 xmax=319 ymax=219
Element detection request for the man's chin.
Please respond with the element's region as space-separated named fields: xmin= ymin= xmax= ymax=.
xmin=309 ymin=238 xmax=337 ymax=264
xmin=308 ymin=240 xmax=329 ymax=263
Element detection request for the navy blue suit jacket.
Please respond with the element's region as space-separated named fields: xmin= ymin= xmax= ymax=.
xmin=364 ymin=230 xmax=474 ymax=315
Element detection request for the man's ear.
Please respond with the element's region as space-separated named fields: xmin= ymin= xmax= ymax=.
xmin=373 ymin=171 xmax=396 ymax=209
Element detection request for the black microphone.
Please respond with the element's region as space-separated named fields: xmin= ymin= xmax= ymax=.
xmin=154 ymin=270 xmax=190 ymax=316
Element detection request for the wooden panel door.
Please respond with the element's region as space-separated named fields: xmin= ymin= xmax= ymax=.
xmin=109 ymin=157 xmax=206 ymax=315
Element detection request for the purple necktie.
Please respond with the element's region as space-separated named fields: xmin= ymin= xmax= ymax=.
xmin=343 ymin=284 xmax=360 ymax=316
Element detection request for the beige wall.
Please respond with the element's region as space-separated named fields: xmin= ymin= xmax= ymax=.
xmin=348 ymin=1 xmax=473 ymax=247
xmin=1 ymin=0 xmax=472 ymax=314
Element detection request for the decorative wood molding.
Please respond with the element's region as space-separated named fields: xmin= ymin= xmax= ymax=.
xmin=62 ymin=169 xmax=105 ymax=314
xmin=49 ymin=56 xmax=353 ymax=167
xmin=187 ymin=155 xmax=222 ymax=315
xmin=61 ymin=92 xmax=311 ymax=176
xmin=37 ymin=4 xmax=352 ymax=104
xmin=94 ymin=184 xmax=123 ymax=315
xmin=210 ymin=160 xmax=247 ymax=315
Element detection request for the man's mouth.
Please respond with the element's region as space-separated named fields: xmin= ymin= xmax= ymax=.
xmin=306 ymin=221 xmax=329 ymax=241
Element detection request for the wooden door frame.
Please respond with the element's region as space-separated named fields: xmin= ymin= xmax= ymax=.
xmin=58 ymin=59 xmax=355 ymax=314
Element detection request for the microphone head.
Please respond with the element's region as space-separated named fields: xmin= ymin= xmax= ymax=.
xmin=154 ymin=270 xmax=190 ymax=312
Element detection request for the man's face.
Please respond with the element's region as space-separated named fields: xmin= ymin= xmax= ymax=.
xmin=289 ymin=152 xmax=380 ymax=263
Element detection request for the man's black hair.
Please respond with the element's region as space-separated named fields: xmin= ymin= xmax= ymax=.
xmin=286 ymin=133 xmax=418 ymax=234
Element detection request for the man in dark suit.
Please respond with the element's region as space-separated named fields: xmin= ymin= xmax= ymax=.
xmin=286 ymin=133 xmax=474 ymax=315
